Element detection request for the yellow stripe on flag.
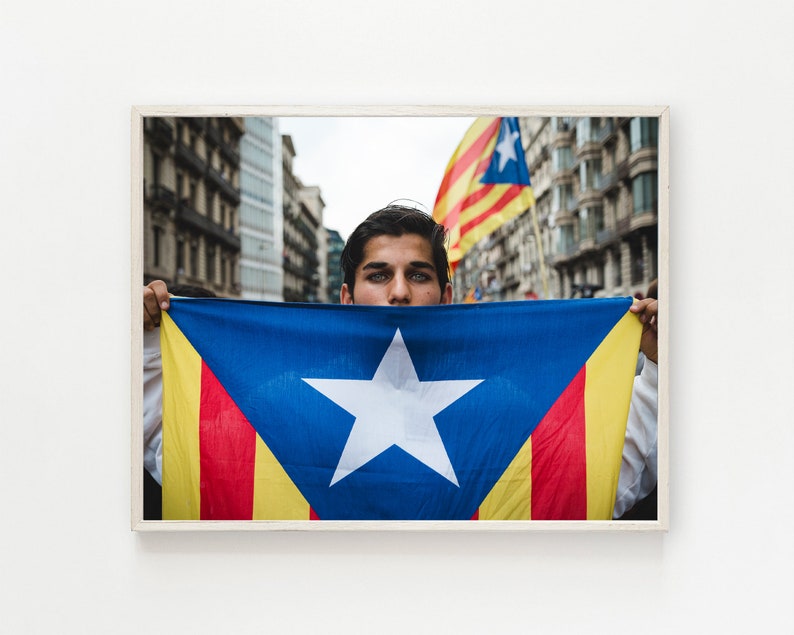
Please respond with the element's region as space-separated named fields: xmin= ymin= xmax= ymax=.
xmin=439 ymin=138 xmax=498 ymax=214
xmin=584 ymin=309 xmax=642 ymax=519
xmin=478 ymin=436 xmax=532 ymax=520
xmin=160 ymin=312 xmax=202 ymax=520
xmin=252 ymin=434 xmax=311 ymax=520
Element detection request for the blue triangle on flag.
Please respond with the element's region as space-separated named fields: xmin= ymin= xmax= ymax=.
xmin=479 ymin=117 xmax=532 ymax=187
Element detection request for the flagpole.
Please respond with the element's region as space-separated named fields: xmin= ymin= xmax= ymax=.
xmin=529 ymin=204 xmax=549 ymax=299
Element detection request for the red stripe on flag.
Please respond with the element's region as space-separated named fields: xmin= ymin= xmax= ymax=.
xmin=310 ymin=508 xmax=320 ymax=520
xmin=530 ymin=366 xmax=588 ymax=520
xmin=199 ymin=362 xmax=257 ymax=520
xmin=459 ymin=185 xmax=525 ymax=236
xmin=438 ymin=157 xmax=497 ymax=234
xmin=434 ymin=118 xmax=501 ymax=209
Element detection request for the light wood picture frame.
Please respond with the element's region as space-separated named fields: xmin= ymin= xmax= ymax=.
xmin=131 ymin=106 xmax=669 ymax=532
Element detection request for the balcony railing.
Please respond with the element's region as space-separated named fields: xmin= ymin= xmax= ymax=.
xmin=205 ymin=124 xmax=222 ymax=147
xmin=146 ymin=184 xmax=176 ymax=211
xmin=145 ymin=118 xmax=174 ymax=147
xmin=207 ymin=166 xmax=241 ymax=205
xmin=596 ymin=228 xmax=616 ymax=245
xmin=185 ymin=117 xmax=204 ymax=133
xmin=219 ymin=139 xmax=240 ymax=166
xmin=175 ymin=141 xmax=206 ymax=176
xmin=597 ymin=119 xmax=615 ymax=143
xmin=599 ymin=170 xmax=617 ymax=192
xmin=175 ymin=202 xmax=241 ymax=251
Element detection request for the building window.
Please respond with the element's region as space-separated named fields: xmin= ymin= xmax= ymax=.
xmin=579 ymin=207 xmax=604 ymax=240
xmin=613 ymin=251 xmax=622 ymax=287
xmin=630 ymin=117 xmax=658 ymax=152
xmin=152 ymin=226 xmax=162 ymax=268
xmin=594 ymin=207 xmax=604 ymax=235
xmin=632 ymin=172 xmax=658 ymax=214
xmin=631 ymin=242 xmax=645 ymax=285
xmin=576 ymin=117 xmax=600 ymax=147
xmin=206 ymin=245 xmax=216 ymax=282
xmin=190 ymin=242 xmax=198 ymax=277
xmin=578 ymin=209 xmax=589 ymax=241
xmin=552 ymin=146 xmax=573 ymax=172
xmin=176 ymin=238 xmax=185 ymax=275
xmin=593 ymin=263 xmax=605 ymax=288
xmin=552 ymin=183 xmax=574 ymax=213
xmin=580 ymin=158 xmax=602 ymax=191
xmin=557 ymin=224 xmax=575 ymax=254
xmin=151 ymin=153 xmax=160 ymax=187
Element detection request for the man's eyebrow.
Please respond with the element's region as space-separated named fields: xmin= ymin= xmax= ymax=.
xmin=409 ymin=261 xmax=436 ymax=271
xmin=361 ymin=260 xmax=436 ymax=271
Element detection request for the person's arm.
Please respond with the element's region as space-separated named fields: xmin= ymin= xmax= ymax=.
xmin=614 ymin=296 xmax=659 ymax=519
xmin=143 ymin=327 xmax=163 ymax=485
xmin=614 ymin=360 xmax=658 ymax=518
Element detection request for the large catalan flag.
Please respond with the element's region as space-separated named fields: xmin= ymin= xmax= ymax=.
xmin=432 ymin=117 xmax=535 ymax=271
xmin=160 ymin=297 xmax=641 ymax=521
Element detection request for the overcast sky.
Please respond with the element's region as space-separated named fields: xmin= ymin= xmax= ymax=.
xmin=278 ymin=117 xmax=477 ymax=239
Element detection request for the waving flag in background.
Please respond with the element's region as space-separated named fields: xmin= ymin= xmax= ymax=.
xmin=432 ymin=117 xmax=535 ymax=271
xmin=463 ymin=286 xmax=482 ymax=304
xmin=161 ymin=297 xmax=641 ymax=521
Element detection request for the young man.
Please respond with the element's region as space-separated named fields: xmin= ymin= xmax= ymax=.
xmin=143 ymin=205 xmax=659 ymax=518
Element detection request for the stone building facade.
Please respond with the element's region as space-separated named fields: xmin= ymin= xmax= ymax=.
xmin=143 ymin=116 xmax=244 ymax=297
xmin=281 ymin=135 xmax=325 ymax=303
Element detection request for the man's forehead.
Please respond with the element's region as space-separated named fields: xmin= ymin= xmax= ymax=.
xmin=361 ymin=233 xmax=435 ymax=263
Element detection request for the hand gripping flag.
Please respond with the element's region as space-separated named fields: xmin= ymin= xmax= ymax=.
xmin=160 ymin=297 xmax=641 ymax=521
xmin=432 ymin=117 xmax=535 ymax=271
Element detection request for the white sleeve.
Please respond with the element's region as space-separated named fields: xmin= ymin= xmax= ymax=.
xmin=613 ymin=360 xmax=658 ymax=518
xmin=142 ymin=329 xmax=163 ymax=485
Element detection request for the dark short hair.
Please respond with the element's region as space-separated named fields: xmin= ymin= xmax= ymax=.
xmin=340 ymin=205 xmax=450 ymax=296
xmin=169 ymin=284 xmax=217 ymax=298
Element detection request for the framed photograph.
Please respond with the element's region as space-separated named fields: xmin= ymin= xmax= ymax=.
xmin=131 ymin=106 xmax=668 ymax=531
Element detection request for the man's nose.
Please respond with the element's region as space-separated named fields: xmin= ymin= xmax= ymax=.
xmin=388 ymin=274 xmax=411 ymax=304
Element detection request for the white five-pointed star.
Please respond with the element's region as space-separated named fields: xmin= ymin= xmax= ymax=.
xmin=303 ymin=329 xmax=483 ymax=487
xmin=494 ymin=126 xmax=520 ymax=172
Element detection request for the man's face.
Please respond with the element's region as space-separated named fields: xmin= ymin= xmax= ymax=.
xmin=340 ymin=233 xmax=453 ymax=306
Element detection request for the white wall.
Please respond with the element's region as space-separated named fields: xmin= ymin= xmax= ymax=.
xmin=2 ymin=1 xmax=792 ymax=632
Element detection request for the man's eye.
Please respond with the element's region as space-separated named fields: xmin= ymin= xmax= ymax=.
xmin=410 ymin=272 xmax=431 ymax=282
xmin=367 ymin=272 xmax=387 ymax=282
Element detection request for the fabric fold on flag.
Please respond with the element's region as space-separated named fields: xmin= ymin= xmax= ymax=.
xmin=160 ymin=297 xmax=641 ymax=521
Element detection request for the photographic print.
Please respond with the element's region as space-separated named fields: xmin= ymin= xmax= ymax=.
xmin=132 ymin=107 xmax=668 ymax=531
